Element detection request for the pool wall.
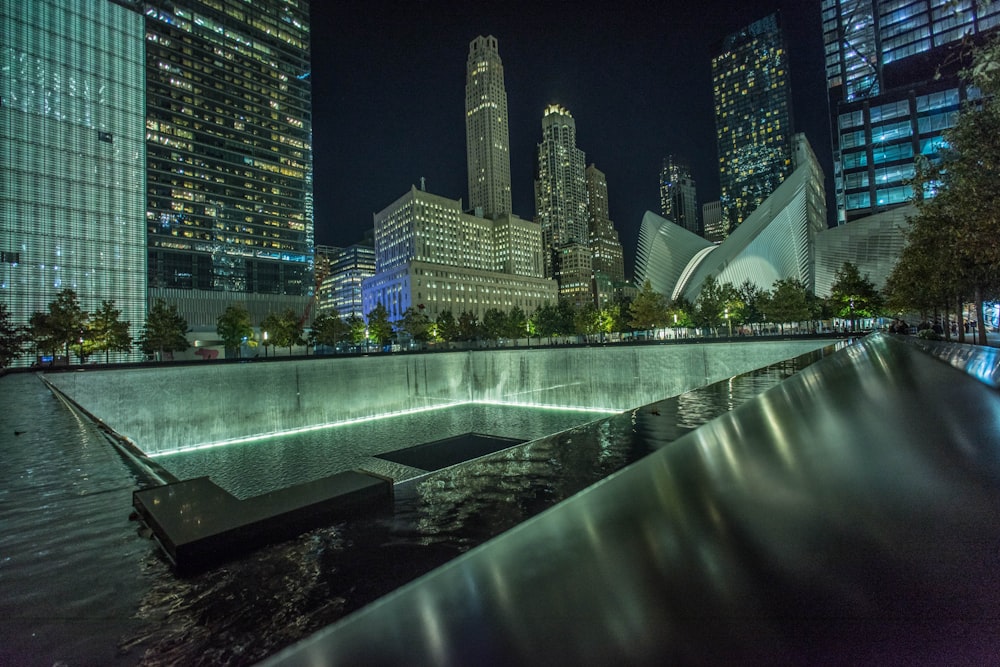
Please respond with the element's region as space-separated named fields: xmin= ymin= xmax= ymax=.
xmin=45 ymin=341 xmax=830 ymax=454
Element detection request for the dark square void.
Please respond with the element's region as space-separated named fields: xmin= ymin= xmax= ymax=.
xmin=376 ymin=432 xmax=526 ymax=471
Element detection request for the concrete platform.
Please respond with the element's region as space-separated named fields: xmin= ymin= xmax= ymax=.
xmin=133 ymin=471 xmax=390 ymax=573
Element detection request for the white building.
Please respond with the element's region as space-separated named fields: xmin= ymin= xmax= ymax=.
xmin=363 ymin=187 xmax=557 ymax=322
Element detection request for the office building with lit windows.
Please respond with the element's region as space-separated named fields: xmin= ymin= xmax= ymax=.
xmin=702 ymin=201 xmax=725 ymax=243
xmin=362 ymin=187 xmax=557 ymax=322
xmin=535 ymin=104 xmax=592 ymax=304
xmin=585 ymin=165 xmax=625 ymax=306
xmin=315 ymin=242 xmax=375 ymax=320
xmin=659 ymin=156 xmax=700 ymax=236
xmin=822 ymin=0 xmax=1000 ymax=221
xmin=1 ymin=0 xmax=147 ymax=364
xmin=712 ymin=12 xmax=794 ymax=235
xmin=140 ymin=0 xmax=313 ymax=328
xmin=466 ymin=35 xmax=512 ymax=219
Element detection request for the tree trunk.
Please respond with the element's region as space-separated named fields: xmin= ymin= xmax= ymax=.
xmin=975 ymin=286 xmax=987 ymax=346
xmin=956 ymin=299 xmax=966 ymax=344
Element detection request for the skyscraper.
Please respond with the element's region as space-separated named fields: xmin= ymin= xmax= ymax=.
xmin=315 ymin=242 xmax=375 ymax=321
xmin=1 ymin=0 xmax=147 ymax=364
xmin=712 ymin=13 xmax=794 ymax=234
xmin=465 ymin=35 xmax=512 ymax=219
xmin=823 ymin=0 xmax=1000 ymax=222
xmin=586 ymin=165 xmax=625 ymax=293
xmin=535 ymin=104 xmax=591 ymax=303
xmin=142 ymin=0 xmax=313 ymax=327
xmin=659 ymin=156 xmax=700 ymax=235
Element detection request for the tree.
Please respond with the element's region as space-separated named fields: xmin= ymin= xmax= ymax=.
xmin=574 ymin=303 xmax=601 ymax=340
xmin=366 ymin=302 xmax=393 ymax=346
xmin=87 ymin=300 xmax=132 ymax=364
xmin=900 ymin=41 xmax=1000 ymax=345
xmin=347 ymin=314 xmax=368 ymax=346
xmin=0 ymin=303 xmax=27 ymax=369
xmin=217 ymin=303 xmax=254 ymax=357
xmin=481 ymin=308 xmax=507 ymax=342
xmin=828 ymin=262 xmax=882 ymax=332
xmin=505 ymin=306 xmax=528 ymax=342
xmin=737 ymin=280 xmax=767 ymax=333
xmin=530 ymin=304 xmax=557 ymax=343
xmin=692 ymin=276 xmax=731 ymax=334
xmin=308 ymin=312 xmax=349 ymax=351
xmin=434 ymin=310 xmax=459 ymax=343
xmin=457 ymin=310 xmax=480 ymax=342
xmin=398 ymin=305 xmax=431 ymax=344
xmin=766 ymin=278 xmax=812 ymax=334
xmin=140 ymin=299 xmax=190 ymax=361
xmin=28 ymin=289 xmax=87 ymax=361
xmin=884 ymin=198 xmax=962 ymax=336
xmin=261 ymin=309 xmax=304 ymax=355
xmin=628 ymin=280 xmax=668 ymax=330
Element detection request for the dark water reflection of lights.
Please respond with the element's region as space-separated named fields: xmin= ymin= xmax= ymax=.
xmin=0 ymin=344 xmax=838 ymax=666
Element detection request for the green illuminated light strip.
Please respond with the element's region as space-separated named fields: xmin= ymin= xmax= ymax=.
xmin=148 ymin=400 xmax=623 ymax=458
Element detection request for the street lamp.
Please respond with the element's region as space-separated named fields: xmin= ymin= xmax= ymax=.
xmin=725 ymin=307 xmax=732 ymax=337
xmin=263 ymin=330 xmax=268 ymax=357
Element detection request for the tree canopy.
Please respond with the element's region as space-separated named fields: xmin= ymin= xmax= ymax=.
xmin=140 ymin=298 xmax=190 ymax=361
xmin=261 ymin=309 xmax=305 ymax=355
xmin=217 ymin=303 xmax=254 ymax=357
xmin=309 ymin=312 xmax=349 ymax=350
xmin=366 ymin=303 xmax=393 ymax=346
xmin=886 ymin=38 xmax=1000 ymax=344
xmin=0 ymin=303 xmax=27 ymax=369
xmin=28 ymin=289 xmax=87 ymax=360
xmin=765 ymin=278 xmax=812 ymax=333
xmin=86 ymin=300 xmax=132 ymax=363
xmin=628 ymin=280 xmax=668 ymax=330
xmin=829 ymin=263 xmax=882 ymax=331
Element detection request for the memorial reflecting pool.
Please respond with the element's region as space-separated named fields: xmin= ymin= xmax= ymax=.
xmin=0 ymin=344 xmax=837 ymax=665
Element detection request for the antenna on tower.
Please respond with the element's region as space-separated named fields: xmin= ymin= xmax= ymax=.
xmin=420 ymin=177 xmax=426 ymax=191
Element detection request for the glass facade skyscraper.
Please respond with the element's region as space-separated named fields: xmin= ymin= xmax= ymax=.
xmin=142 ymin=0 xmax=313 ymax=301
xmin=659 ymin=156 xmax=700 ymax=236
xmin=712 ymin=13 xmax=794 ymax=234
xmin=1 ymin=0 xmax=147 ymax=360
xmin=823 ymin=0 xmax=1000 ymax=221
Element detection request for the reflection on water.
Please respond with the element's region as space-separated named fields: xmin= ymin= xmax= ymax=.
xmin=1 ymin=343 xmax=838 ymax=666
xmin=0 ymin=374 xmax=149 ymax=666
xmin=157 ymin=404 xmax=617 ymax=499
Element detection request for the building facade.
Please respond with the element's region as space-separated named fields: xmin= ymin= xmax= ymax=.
xmin=659 ymin=156 xmax=700 ymax=235
xmin=712 ymin=12 xmax=795 ymax=234
xmin=535 ymin=104 xmax=590 ymax=299
xmin=637 ymin=135 xmax=827 ymax=304
xmin=363 ymin=187 xmax=556 ymax=322
xmin=1 ymin=0 xmax=147 ymax=363
xmin=585 ymin=165 xmax=625 ymax=305
xmin=823 ymin=0 xmax=1000 ymax=222
xmin=142 ymin=0 xmax=313 ymax=325
xmin=315 ymin=243 xmax=375 ymax=320
xmin=701 ymin=201 xmax=725 ymax=243
xmin=465 ymin=35 xmax=512 ymax=219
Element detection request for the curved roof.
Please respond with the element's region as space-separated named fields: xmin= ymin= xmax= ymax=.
xmin=636 ymin=146 xmax=826 ymax=303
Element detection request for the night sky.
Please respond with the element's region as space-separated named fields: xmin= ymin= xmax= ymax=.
xmin=309 ymin=1 xmax=830 ymax=278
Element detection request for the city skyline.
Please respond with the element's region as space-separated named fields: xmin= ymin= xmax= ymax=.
xmin=310 ymin=1 xmax=830 ymax=278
